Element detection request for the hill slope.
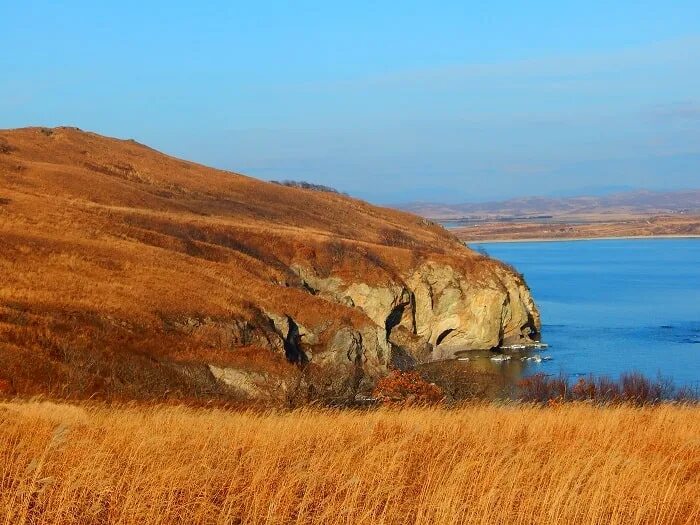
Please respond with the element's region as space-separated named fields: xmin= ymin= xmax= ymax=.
xmin=0 ymin=127 xmax=539 ymax=403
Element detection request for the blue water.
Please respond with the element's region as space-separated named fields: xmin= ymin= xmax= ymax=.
xmin=470 ymin=238 xmax=700 ymax=387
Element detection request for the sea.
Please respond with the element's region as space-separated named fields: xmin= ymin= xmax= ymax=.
xmin=468 ymin=238 xmax=700 ymax=389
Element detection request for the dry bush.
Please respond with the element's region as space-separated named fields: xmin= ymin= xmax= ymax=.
xmin=0 ymin=140 xmax=13 ymax=154
xmin=373 ymin=371 xmax=444 ymax=406
xmin=380 ymin=227 xmax=415 ymax=248
xmin=415 ymin=363 xmax=509 ymax=401
xmin=517 ymin=373 xmax=569 ymax=403
xmin=518 ymin=372 xmax=695 ymax=404
xmin=0 ymin=378 xmax=15 ymax=396
xmin=271 ymin=180 xmax=343 ymax=194
xmin=0 ymin=401 xmax=699 ymax=524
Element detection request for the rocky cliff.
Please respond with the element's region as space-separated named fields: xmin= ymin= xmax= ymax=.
xmin=0 ymin=127 xmax=539 ymax=403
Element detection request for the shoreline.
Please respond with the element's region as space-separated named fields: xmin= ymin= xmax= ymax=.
xmin=465 ymin=234 xmax=700 ymax=244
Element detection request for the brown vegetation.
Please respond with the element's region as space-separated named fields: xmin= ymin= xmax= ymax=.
xmin=517 ymin=372 xmax=697 ymax=404
xmin=0 ymin=400 xmax=698 ymax=524
xmin=372 ymin=370 xmax=444 ymax=406
xmin=2 ymin=126 xmax=505 ymax=402
xmin=271 ymin=179 xmax=346 ymax=194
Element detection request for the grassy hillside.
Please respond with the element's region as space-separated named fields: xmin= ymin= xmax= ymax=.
xmin=0 ymin=127 xmax=538 ymax=403
xmin=1 ymin=400 xmax=698 ymax=524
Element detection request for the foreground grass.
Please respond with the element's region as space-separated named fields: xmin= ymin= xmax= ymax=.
xmin=1 ymin=401 xmax=699 ymax=524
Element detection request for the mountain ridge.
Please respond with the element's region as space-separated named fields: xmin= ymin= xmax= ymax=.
xmin=400 ymin=189 xmax=700 ymax=220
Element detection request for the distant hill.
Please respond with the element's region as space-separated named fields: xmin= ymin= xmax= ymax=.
xmin=401 ymin=189 xmax=700 ymax=220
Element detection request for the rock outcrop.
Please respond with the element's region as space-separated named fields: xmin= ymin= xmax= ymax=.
xmin=0 ymin=126 xmax=540 ymax=404
xmin=287 ymin=260 xmax=539 ymax=365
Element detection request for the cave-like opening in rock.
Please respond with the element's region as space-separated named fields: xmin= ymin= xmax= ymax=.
xmin=385 ymin=304 xmax=406 ymax=336
xmin=436 ymin=328 xmax=455 ymax=347
xmin=283 ymin=316 xmax=308 ymax=365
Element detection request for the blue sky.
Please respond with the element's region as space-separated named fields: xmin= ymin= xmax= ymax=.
xmin=2 ymin=1 xmax=699 ymax=203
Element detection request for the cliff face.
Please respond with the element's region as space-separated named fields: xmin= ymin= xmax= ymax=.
xmin=0 ymin=127 xmax=540 ymax=403
xmin=292 ymin=260 xmax=539 ymax=359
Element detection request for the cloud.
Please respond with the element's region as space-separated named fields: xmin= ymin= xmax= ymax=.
xmin=651 ymin=101 xmax=700 ymax=121
xmin=281 ymin=35 xmax=700 ymax=93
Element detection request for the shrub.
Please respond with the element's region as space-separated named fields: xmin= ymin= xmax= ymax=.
xmin=517 ymin=373 xmax=568 ymax=403
xmin=518 ymin=372 xmax=697 ymax=405
xmin=379 ymin=228 xmax=415 ymax=248
xmin=372 ymin=371 xmax=444 ymax=406
xmin=271 ymin=180 xmax=344 ymax=194
xmin=0 ymin=379 xmax=15 ymax=396
xmin=0 ymin=141 xmax=13 ymax=154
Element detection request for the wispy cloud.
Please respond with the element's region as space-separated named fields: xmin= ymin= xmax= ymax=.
xmin=651 ymin=101 xmax=700 ymax=121
xmin=281 ymin=35 xmax=700 ymax=92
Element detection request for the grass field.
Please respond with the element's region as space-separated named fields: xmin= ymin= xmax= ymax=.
xmin=1 ymin=400 xmax=698 ymax=524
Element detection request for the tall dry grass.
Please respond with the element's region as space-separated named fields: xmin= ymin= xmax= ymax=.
xmin=1 ymin=401 xmax=699 ymax=524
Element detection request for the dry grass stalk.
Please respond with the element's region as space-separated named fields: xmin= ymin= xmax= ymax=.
xmin=0 ymin=400 xmax=698 ymax=524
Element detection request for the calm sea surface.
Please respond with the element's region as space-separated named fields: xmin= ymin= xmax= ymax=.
xmin=470 ymin=238 xmax=700 ymax=388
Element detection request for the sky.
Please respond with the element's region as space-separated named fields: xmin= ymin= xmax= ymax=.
xmin=2 ymin=1 xmax=699 ymax=204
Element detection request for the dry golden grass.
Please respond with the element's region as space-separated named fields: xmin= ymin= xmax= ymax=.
xmin=1 ymin=400 xmax=699 ymax=524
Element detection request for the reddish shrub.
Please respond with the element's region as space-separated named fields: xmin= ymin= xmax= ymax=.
xmin=517 ymin=373 xmax=568 ymax=403
xmin=571 ymin=377 xmax=596 ymax=400
xmin=595 ymin=376 xmax=621 ymax=401
xmin=0 ymin=379 xmax=15 ymax=396
xmin=518 ymin=372 xmax=695 ymax=405
xmin=373 ymin=371 xmax=444 ymax=406
xmin=620 ymin=372 xmax=663 ymax=403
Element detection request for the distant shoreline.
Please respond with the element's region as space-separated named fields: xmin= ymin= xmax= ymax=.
xmin=466 ymin=234 xmax=700 ymax=244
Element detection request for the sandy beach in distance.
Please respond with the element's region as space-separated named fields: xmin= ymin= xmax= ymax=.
xmin=465 ymin=234 xmax=700 ymax=244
